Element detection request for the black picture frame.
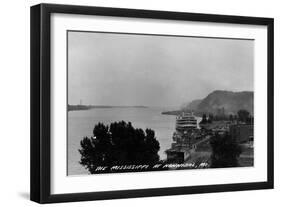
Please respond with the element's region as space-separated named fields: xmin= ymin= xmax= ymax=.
xmin=30 ymin=3 xmax=274 ymax=204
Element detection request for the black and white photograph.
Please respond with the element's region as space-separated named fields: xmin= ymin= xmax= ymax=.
xmin=29 ymin=3 xmax=274 ymax=204
xmin=67 ymin=31 xmax=254 ymax=175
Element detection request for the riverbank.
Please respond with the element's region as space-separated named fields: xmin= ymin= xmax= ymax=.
xmin=162 ymin=110 xmax=201 ymax=117
xmin=68 ymin=104 xmax=148 ymax=111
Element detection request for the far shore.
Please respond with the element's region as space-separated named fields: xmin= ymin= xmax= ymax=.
xmin=162 ymin=110 xmax=201 ymax=117
xmin=68 ymin=104 xmax=148 ymax=111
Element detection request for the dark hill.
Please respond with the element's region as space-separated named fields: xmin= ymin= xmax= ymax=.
xmin=185 ymin=90 xmax=253 ymax=115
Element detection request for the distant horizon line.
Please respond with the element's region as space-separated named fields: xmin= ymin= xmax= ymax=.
xmin=67 ymin=104 xmax=179 ymax=108
xmin=68 ymin=89 xmax=254 ymax=108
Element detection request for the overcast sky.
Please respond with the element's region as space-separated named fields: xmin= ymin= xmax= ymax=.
xmin=68 ymin=31 xmax=253 ymax=107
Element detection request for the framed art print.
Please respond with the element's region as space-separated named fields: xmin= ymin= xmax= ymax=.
xmin=30 ymin=3 xmax=274 ymax=203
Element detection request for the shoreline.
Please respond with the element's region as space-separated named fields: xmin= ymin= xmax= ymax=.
xmin=68 ymin=105 xmax=149 ymax=111
xmin=162 ymin=110 xmax=202 ymax=117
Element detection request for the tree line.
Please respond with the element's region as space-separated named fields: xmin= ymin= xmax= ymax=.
xmin=79 ymin=120 xmax=243 ymax=173
xmin=200 ymin=109 xmax=253 ymax=124
xmin=79 ymin=121 xmax=160 ymax=173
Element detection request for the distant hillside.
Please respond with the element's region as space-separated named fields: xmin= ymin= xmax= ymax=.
xmin=182 ymin=99 xmax=202 ymax=111
xmin=184 ymin=90 xmax=253 ymax=115
xmin=197 ymin=90 xmax=253 ymax=115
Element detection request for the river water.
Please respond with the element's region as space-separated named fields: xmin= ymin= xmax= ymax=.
xmin=68 ymin=107 xmax=192 ymax=175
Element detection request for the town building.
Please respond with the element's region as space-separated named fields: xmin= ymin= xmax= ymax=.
xmin=229 ymin=124 xmax=253 ymax=143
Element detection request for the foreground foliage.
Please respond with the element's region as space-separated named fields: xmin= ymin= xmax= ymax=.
xmin=210 ymin=132 xmax=242 ymax=168
xmin=79 ymin=121 xmax=160 ymax=173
